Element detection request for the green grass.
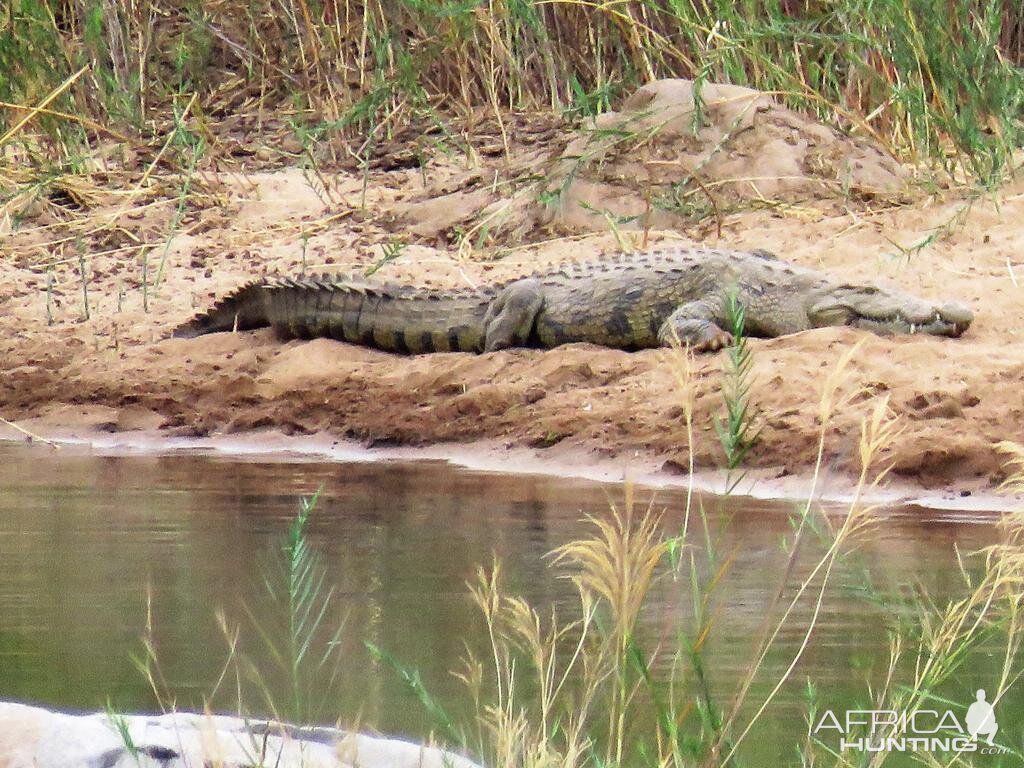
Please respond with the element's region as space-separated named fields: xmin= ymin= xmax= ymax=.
xmin=114 ymin=430 xmax=1024 ymax=767
xmin=714 ymin=288 xmax=761 ymax=493
xmin=358 ymin=412 xmax=1018 ymax=768
xmin=244 ymin=485 xmax=347 ymax=725
xmin=2 ymin=0 xmax=1023 ymax=183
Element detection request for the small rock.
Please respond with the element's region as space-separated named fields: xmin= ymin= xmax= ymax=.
xmin=0 ymin=702 xmax=480 ymax=768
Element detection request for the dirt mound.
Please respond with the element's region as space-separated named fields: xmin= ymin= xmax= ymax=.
xmin=389 ymin=79 xmax=909 ymax=244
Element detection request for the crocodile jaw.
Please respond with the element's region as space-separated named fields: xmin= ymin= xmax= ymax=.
xmin=808 ymin=285 xmax=974 ymax=338
xmin=851 ymin=305 xmax=973 ymax=337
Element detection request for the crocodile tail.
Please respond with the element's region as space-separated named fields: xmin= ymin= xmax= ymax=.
xmin=255 ymin=276 xmax=497 ymax=353
xmin=173 ymin=281 xmax=270 ymax=338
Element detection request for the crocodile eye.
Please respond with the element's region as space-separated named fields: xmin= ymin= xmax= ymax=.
xmin=837 ymin=284 xmax=879 ymax=295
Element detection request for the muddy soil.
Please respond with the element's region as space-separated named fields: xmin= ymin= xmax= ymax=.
xmin=2 ymin=80 xmax=1022 ymax=492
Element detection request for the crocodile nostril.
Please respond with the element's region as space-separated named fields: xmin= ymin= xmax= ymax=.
xmin=940 ymin=302 xmax=974 ymax=326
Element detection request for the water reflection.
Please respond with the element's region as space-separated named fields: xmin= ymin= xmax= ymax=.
xmin=0 ymin=442 xmax=1010 ymax=763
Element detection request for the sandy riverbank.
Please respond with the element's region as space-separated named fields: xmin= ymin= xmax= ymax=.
xmin=3 ymin=81 xmax=1022 ymax=494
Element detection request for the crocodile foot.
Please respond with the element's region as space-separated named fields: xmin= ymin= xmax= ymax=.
xmin=694 ymin=329 xmax=734 ymax=352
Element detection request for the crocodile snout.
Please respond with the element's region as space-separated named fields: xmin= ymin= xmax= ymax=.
xmin=939 ymin=302 xmax=973 ymax=337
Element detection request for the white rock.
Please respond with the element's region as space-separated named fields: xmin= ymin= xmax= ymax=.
xmin=0 ymin=702 xmax=481 ymax=768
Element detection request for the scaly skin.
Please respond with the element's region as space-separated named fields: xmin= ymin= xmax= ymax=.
xmin=173 ymin=247 xmax=974 ymax=352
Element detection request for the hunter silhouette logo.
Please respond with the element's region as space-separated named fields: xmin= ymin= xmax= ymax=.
xmin=965 ymin=689 xmax=998 ymax=746
xmin=813 ymin=688 xmax=1008 ymax=754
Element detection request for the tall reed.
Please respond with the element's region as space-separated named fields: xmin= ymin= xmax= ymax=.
xmin=2 ymin=1 xmax=1022 ymax=179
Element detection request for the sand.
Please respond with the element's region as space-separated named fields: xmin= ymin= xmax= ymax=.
xmin=2 ymin=80 xmax=1022 ymax=495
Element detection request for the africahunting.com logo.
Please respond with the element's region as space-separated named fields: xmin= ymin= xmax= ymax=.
xmin=813 ymin=689 xmax=1007 ymax=754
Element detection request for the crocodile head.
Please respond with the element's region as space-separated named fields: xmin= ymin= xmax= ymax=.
xmin=807 ymin=284 xmax=973 ymax=337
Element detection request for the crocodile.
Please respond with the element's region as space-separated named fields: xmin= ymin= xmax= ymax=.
xmin=173 ymin=247 xmax=973 ymax=353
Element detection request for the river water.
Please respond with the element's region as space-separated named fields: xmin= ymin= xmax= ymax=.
xmin=0 ymin=441 xmax=1018 ymax=764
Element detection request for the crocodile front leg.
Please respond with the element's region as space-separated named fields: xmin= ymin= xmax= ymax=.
xmin=657 ymin=298 xmax=732 ymax=351
xmin=483 ymin=278 xmax=545 ymax=351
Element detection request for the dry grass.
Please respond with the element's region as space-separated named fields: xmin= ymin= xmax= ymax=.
xmin=113 ymin=359 xmax=1024 ymax=766
xmin=3 ymin=0 xmax=1023 ymax=181
xmin=431 ymin=342 xmax=1024 ymax=767
xmin=997 ymin=441 xmax=1024 ymax=492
